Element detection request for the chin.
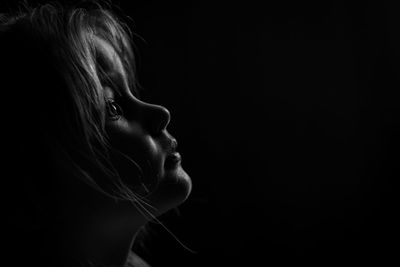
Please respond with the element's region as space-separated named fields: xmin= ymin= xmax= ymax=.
xmin=147 ymin=164 xmax=192 ymax=214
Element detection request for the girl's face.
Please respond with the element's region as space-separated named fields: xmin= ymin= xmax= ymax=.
xmin=95 ymin=37 xmax=191 ymax=214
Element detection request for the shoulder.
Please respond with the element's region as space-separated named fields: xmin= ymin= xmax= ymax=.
xmin=126 ymin=251 xmax=151 ymax=267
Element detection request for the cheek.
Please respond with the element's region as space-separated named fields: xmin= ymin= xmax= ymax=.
xmin=106 ymin=122 xmax=164 ymax=184
xmin=134 ymin=135 xmax=163 ymax=170
xmin=107 ymin=121 xmax=150 ymax=154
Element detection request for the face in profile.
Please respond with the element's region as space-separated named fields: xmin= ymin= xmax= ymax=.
xmin=0 ymin=5 xmax=192 ymax=267
xmin=95 ymin=37 xmax=192 ymax=215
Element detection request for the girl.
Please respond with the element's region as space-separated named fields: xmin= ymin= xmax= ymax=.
xmin=0 ymin=1 xmax=192 ymax=266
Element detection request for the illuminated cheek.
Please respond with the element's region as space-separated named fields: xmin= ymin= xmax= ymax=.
xmin=128 ymin=135 xmax=164 ymax=190
xmin=107 ymin=123 xmax=164 ymax=175
xmin=141 ymin=136 xmax=163 ymax=169
xmin=119 ymin=132 xmax=161 ymax=166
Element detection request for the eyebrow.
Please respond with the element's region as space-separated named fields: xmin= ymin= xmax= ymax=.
xmin=95 ymin=40 xmax=137 ymax=97
xmin=99 ymin=70 xmax=122 ymax=95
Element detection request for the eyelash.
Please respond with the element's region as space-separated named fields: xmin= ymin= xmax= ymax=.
xmin=105 ymin=98 xmax=124 ymax=121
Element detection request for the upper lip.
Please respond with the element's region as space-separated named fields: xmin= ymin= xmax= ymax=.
xmin=167 ymin=138 xmax=178 ymax=155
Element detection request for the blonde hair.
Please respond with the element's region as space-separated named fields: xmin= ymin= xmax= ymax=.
xmin=0 ymin=1 xmax=151 ymax=213
xmin=0 ymin=4 xmax=195 ymax=262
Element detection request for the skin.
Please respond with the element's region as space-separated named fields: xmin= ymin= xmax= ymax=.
xmin=57 ymin=37 xmax=192 ymax=267
xmin=96 ymin=37 xmax=192 ymax=211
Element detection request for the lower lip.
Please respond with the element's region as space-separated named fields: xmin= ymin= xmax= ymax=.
xmin=165 ymin=152 xmax=182 ymax=169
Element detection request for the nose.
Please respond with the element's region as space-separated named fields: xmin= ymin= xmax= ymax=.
xmin=142 ymin=102 xmax=171 ymax=136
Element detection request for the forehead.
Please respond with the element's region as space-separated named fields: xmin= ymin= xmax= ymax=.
xmin=94 ymin=36 xmax=126 ymax=77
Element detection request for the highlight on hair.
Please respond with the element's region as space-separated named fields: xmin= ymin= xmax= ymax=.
xmin=0 ymin=1 xmax=153 ymax=212
xmin=0 ymin=1 xmax=195 ymax=257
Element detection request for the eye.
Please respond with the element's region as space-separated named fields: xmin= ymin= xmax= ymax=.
xmin=105 ymin=99 xmax=124 ymax=120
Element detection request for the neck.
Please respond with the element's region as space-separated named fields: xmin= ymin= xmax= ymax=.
xmin=59 ymin=207 xmax=146 ymax=267
xmin=11 ymin=220 xmax=145 ymax=267
xmin=21 ymin=177 xmax=151 ymax=267
xmin=28 ymin=189 xmax=148 ymax=267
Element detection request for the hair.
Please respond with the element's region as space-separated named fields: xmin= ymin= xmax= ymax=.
xmin=0 ymin=0 xmax=151 ymax=202
xmin=0 ymin=3 xmax=193 ymax=265
xmin=0 ymin=0 xmax=158 ymax=253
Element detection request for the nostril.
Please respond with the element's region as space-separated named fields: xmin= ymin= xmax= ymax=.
xmin=145 ymin=103 xmax=171 ymax=136
xmin=158 ymin=106 xmax=171 ymax=132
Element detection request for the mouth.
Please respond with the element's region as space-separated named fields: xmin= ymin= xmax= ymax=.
xmin=164 ymin=139 xmax=182 ymax=170
xmin=164 ymin=152 xmax=182 ymax=169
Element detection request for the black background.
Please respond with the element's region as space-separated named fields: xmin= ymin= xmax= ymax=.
xmin=1 ymin=0 xmax=399 ymax=266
